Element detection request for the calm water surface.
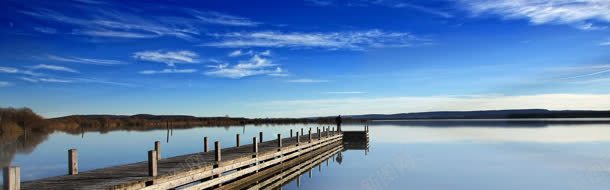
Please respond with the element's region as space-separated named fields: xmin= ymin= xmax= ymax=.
xmin=3 ymin=119 xmax=610 ymax=189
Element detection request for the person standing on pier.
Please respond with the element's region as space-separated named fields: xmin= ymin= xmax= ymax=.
xmin=335 ymin=115 xmax=342 ymax=132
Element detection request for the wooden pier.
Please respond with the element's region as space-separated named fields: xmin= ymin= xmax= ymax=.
xmin=4 ymin=128 xmax=369 ymax=190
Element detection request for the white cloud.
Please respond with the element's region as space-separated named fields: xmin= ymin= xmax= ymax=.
xmin=47 ymin=55 xmax=126 ymax=65
xmin=21 ymin=7 xmax=199 ymax=39
xmin=20 ymin=77 xmax=38 ymax=83
xmin=21 ymin=76 xmax=132 ymax=86
xmin=203 ymin=30 xmax=429 ymax=50
xmin=323 ymin=91 xmax=366 ymax=94
xmin=0 ymin=66 xmax=44 ymax=76
xmin=363 ymin=0 xmax=453 ymax=18
xmin=30 ymin=64 xmax=79 ymax=73
xmin=38 ymin=78 xmax=73 ymax=83
xmin=0 ymin=66 xmax=19 ymax=73
xmin=287 ymin=79 xmax=329 ymax=83
xmin=192 ymin=10 xmax=260 ymax=26
xmin=139 ymin=68 xmax=197 ymax=75
xmin=33 ymin=27 xmax=57 ymax=34
xmin=0 ymin=81 xmax=12 ymax=87
xmin=461 ymin=0 xmax=610 ymax=30
xmin=305 ymin=0 xmax=334 ymax=6
xmin=206 ymin=54 xmax=285 ymax=78
xmin=306 ymin=0 xmax=452 ymax=18
xmin=228 ymin=50 xmax=247 ymax=57
xmin=255 ymin=94 xmax=610 ymax=117
xmin=600 ymin=39 xmax=610 ymax=46
xmin=133 ymin=50 xmax=199 ymax=67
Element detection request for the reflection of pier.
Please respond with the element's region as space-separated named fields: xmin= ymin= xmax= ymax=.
xmin=4 ymin=127 xmax=369 ymax=190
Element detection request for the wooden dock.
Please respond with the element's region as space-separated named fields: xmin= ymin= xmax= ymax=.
xmin=2 ymin=127 xmax=368 ymax=190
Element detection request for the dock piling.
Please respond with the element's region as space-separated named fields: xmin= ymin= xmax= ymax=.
xmin=3 ymin=166 xmax=20 ymax=190
xmin=68 ymin=149 xmax=78 ymax=175
xmin=296 ymin=132 xmax=300 ymax=144
xmin=215 ymin=141 xmax=221 ymax=162
xmin=252 ymin=137 xmax=258 ymax=154
xmin=317 ymin=128 xmax=321 ymax=140
xmin=148 ymin=150 xmax=157 ymax=177
xmin=259 ymin=132 xmax=263 ymax=143
xmin=154 ymin=141 xmax=161 ymax=160
xmin=236 ymin=134 xmax=240 ymax=147
xmin=301 ymin=128 xmax=304 ymax=136
xmin=204 ymin=137 xmax=209 ymax=153
xmin=308 ymin=128 xmax=312 ymax=142
xmin=277 ymin=134 xmax=282 ymax=149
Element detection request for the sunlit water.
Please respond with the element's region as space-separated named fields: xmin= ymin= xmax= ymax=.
xmin=3 ymin=119 xmax=610 ymax=189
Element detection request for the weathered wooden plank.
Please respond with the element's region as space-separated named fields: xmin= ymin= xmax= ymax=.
xmin=20 ymin=132 xmax=342 ymax=190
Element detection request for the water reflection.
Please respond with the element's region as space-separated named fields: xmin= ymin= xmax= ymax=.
xmin=232 ymin=140 xmax=369 ymax=189
xmin=3 ymin=120 xmax=610 ymax=190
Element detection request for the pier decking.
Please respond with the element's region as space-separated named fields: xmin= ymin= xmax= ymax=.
xmin=3 ymin=127 xmax=368 ymax=190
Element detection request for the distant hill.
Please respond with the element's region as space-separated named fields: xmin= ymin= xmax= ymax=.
xmin=345 ymin=109 xmax=610 ymax=120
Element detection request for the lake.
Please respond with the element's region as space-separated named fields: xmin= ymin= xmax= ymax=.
xmin=3 ymin=119 xmax=610 ymax=189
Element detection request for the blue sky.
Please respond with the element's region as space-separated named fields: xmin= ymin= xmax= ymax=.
xmin=1 ymin=0 xmax=610 ymax=118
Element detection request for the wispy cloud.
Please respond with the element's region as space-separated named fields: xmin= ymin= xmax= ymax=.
xmin=0 ymin=66 xmax=42 ymax=76
xmin=18 ymin=76 xmax=72 ymax=83
xmin=364 ymin=0 xmax=452 ymax=18
xmin=206 ymin=54 xmax=285 ymax=78
xmin=0 ymin=81 xmax=12 ymax=87
xmin=139 ymin=68 xmax=198 ymax=75
xmin=323 ymin=91 xmax=367 ymax=94
xmin=228 ymin=49 xmax=250 ymax=57
xmin=47 ymin=55 xmax=126 ymax=65
xmin=15 ymin=1 xmax=262 ymax=40
xmin=552 ymin=64 xmax=610 ymax=80
xmin=191 ymin=10 xmax=260 ymax=26
xmin=460 ymin=0 xmax=610 ymax=30
xmin=21 ymin=76 xmax=132 ymax=86
xmin=204 ymin=30 xmax=429 ymax=50
xmin=306 ymin=0 xmax=452 ymax=18
xmin=287 ymin=79 xmax=329 ymax=83
xmin=30 ymin=64 xmax=79 ymax=73
xmin=0 ymin=66 xmax=19 ymax=73
xmin=133 ymin=50 xmax=199 ymax=67
xmin=33 ymin=27 xmax=57 ymax=34
xmin=600 ymin=39 xmax=610 ymax=46
xmin=305 ymin=0 xmax=334 ymax=6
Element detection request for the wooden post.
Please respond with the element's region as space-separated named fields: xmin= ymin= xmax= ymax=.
xmin=68 ymin=149 xmax=78 ymax=175
xmin=290 ymin=129 xmax=293 ymax=138
xmin=301 ymin=128 xmax=304 ymax=137
xmin=259 ymin=132 xmax=263 ymax=143
xmin=204 ymin=137 xmax=209 ymax=153
xmin=148 ymin=150 xmax=157 ymax=177
xmin=296 ymin=132 xmax=300 ymax=144
xmin=308 ymin=128 xmax=312 ymax=142
xmin=277 ymin=134 xmax=282 ymax=148
xmin=236 ymin=134 xmax=240 ymax=147
xmin=3 ymin=166 xmax=20 ymax=190
xmin=154 ymin=141 xmax=161 ymax=160
xmin=252 ymin=137 xmax=258 ymax=153
xmin=317 ymin=128 xmax=321 ymax=140
xmin=215 ymin=141 xmax=221 ymax=162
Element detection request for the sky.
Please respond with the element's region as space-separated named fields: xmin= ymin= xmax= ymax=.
xmin=1 ymin=0 xmax=610 ymax=118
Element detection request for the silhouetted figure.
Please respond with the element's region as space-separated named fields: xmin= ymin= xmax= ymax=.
xmin=335 ymin=115 xmax=342 ymax=132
